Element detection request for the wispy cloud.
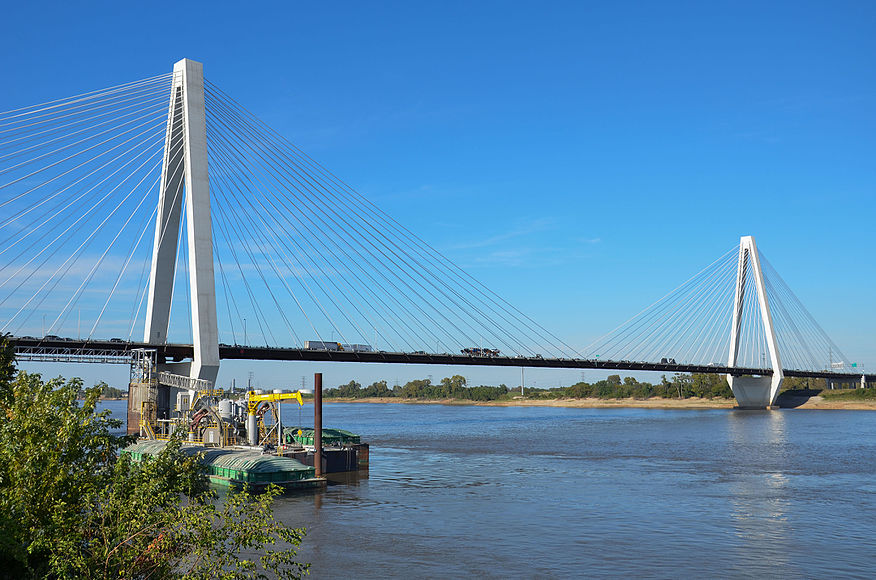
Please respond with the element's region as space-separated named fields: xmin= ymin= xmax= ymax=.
xmin=470 ymin=249 xmax=533 ymax=268
xmin=452 ymin=218 xmax=555 ymax=250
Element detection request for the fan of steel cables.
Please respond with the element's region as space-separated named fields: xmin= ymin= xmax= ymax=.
xmin=0 ymin=73 xmax=175 ymax=341
xmin=0 ymin=68 xmax=582 ymax=359
xmin=202 ymin=81 xmax=579 ymax=358
xmin=584 ymin=242 xmax=849 ymax=372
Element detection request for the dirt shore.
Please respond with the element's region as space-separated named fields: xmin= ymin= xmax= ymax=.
xmin=323 ymin=395 xmax=876 ymax=410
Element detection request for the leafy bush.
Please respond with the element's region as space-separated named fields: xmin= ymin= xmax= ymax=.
xmin=0 ymin=336 xmax=308 ymax=579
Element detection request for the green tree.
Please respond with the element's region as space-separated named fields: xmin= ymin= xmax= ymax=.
xmin=0 ymin=333 xmax=14 ymax=397
xmin=440 ymin=375 xmax=467 ymax=398
xmin=671 ymin=373 xmax=692 ymax=398
xmin=334 ymin=380 xmax=362 ymax=398
xmin=95 ymin=381 xmax=125 ymax=399
xmin=399 ymin=378 xmax=432 ymax=398
xmin=0 ymin=337 xmax=307 ymax=579
xmin=362 ymin=380 xmax=392 ymax=397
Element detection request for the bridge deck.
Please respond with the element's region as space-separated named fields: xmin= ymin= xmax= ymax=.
xmin=9 ymin=338 xmax=872 ymax=382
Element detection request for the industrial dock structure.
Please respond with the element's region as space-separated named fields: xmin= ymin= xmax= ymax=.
xmin=125 ymin=349 xmax=367 ymax=490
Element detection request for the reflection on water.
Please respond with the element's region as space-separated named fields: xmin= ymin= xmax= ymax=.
xmin=98 ymin=401 xmax=876 ymax=578
xmin=727 ymin=411 xmax=792 ymax=575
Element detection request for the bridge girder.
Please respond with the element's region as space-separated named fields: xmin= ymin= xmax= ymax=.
xmin=9 ymin=338 xmax=873 ymax=384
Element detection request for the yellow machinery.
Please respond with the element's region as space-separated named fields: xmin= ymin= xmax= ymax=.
xmin=246 ymin=390 xmax=304 ymax=446
xmin=138 ymin=385 xmax=304 ymax=448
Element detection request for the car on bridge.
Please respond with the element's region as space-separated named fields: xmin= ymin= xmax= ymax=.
xmin=461 ymin=347 xmax=500 ymax=357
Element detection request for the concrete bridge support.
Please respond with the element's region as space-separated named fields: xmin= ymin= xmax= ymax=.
xmin=142 ymin=58 xmax=219 ymax=385
xmin=726 ymin=236 xmax=783 ymax=409
xmin=130 ymin=59 xmax=219 ymax=431
xmin=826 ymin=375 xmax=873 ymax=390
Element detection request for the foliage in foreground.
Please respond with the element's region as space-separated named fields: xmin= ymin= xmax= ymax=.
xmin=0 ymin=336 xmax=307 ymax=579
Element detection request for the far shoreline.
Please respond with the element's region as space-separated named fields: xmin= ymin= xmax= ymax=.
xmin=322 ymin=395 xmax=876 ymax=410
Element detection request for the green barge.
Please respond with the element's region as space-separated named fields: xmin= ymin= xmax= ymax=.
xmin=123 ymin=440 xmax=325 ymax=491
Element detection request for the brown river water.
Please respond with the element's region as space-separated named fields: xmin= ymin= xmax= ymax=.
xmin=103 ymin=400 xmax=876 ymax=578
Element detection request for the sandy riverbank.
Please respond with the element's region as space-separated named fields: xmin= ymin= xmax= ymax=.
xmin=323 ymin=395 xmax=876 ymax=410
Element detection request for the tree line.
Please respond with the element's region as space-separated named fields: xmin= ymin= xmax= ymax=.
xmin=324 ymin=372 xmax=745 ymax=401
xmin=325 ymin=375 xmax=510 ymax=401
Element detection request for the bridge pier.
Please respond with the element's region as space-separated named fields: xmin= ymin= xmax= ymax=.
xmin=727 ymin=375 xmax=783 ymax=410
xmin=826 ymin=375 xmax=872 ymax=390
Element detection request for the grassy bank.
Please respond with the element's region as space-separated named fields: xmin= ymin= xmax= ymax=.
xmin=822 ymin=387 xmax=876 ymax=401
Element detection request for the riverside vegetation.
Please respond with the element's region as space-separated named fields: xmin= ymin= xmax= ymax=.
xmin=0 ymin=336 xmax=308 ymax=580
xmin=324 ymin=374 xmax=830 ymax=402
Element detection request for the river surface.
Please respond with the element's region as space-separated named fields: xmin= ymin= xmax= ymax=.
xmin=101 ymin=401 xmax=876 ymax=578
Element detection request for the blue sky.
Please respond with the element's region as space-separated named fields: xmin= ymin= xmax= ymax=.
xmin=3 ymin=1 xmax=874 ymax=389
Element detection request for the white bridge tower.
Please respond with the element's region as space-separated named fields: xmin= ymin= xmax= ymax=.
xmin=143 ymin=58 xmax=219 ymax=384
xmin=726 ymin=235 xmax=783 ymax=409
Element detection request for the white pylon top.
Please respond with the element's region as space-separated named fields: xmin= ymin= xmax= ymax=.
xmin=143 ymin=59 xmax=219 ymax=384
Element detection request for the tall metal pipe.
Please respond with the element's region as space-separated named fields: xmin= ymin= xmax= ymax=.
xmin=247 ymin=411 xmax=257 ymax=446
xmin=314 ymin=372 xmax=323 ymax=478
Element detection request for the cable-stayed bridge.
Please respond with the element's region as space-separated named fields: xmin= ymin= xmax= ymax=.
xmin=0 ymin=59 xmax=870 ymax=410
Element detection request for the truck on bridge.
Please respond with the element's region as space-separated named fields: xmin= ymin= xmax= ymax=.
xmin=304 ymin=341 xmax=373 ymax=352
xmin=304 ymin=341 xmax=342 ymax=351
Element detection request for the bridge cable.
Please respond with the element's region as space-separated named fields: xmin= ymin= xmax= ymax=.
xmin=204 ymin=85 xmax=540 ymax=358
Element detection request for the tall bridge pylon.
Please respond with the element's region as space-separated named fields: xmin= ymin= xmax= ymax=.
xmin=727 ymin=235 xmax=782 ymax=409
xmin=143 ymin=58 xmax=219 ymax=384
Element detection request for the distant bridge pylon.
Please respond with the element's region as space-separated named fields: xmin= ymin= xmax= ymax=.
xmin=726 ymin=236 xmax=782 ymax=408
xmin=584 ymin=236 xmax=856 ymax=408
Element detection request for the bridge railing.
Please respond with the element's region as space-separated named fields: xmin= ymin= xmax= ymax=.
xmin=13 ymin=345 xmax=133 ymax=364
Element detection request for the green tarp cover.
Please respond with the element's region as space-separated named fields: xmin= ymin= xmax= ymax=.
xmin=283 ymin=427 xmax=360 ymax=445
xmin=122 ymin=441 xmax=315 ymax=481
